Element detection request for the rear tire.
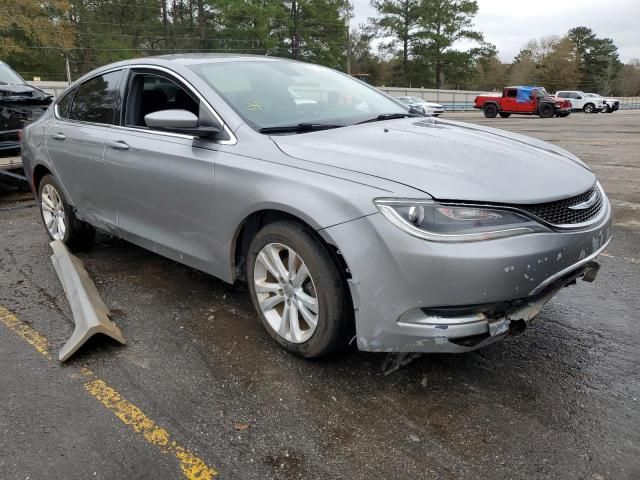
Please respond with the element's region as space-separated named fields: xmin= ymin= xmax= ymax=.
xmin=498 ymin=112 xmax=511 ymax=118
xmin=38 ymin=174 xmax=95 ymax=251
xmin=246 ymin=220 xmax=350 ymax=359
xmin=583 ymin=103 xmax=595 ymax=113
xmin=483 ymin=104 xmax=498 ymax=118
xmin=538 ymin=103 xmax=555 ymax=118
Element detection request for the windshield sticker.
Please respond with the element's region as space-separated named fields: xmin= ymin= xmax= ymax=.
xmin=244 ymin=100 xmax=263 ymax=111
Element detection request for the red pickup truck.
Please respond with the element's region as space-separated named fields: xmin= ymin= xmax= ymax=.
xmin=474 ymin=86 xmax=572 ymax=118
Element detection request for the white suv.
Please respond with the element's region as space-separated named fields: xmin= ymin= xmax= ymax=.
xmin=584 ymin=93 xmax=620 ymax=113
xmin=555 ymin=91 xmax=604 ymax=113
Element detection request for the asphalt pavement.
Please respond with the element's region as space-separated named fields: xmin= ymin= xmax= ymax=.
xmin=1 ymin=110 xmax=638 ymax=480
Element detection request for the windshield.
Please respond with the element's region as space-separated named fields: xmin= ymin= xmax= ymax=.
xmin=189 ymin=60 xmax=408 ymax=130
xmin=410 ymin=97 xmax=425 ymax=103
xmin=0 ymin=62 xmax=25 ymax=85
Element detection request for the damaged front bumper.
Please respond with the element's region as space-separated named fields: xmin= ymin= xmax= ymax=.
xmin=393 ymin=256 xmax=604 ymax=353
xmin=321 ymin=203 xmax=612 ymax=354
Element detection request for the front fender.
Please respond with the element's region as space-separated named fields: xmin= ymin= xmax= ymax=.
xmin=210 ymin=150 xmax=391 ymax=282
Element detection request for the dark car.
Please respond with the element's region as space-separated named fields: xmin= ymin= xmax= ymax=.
xmin=1 ymin=60 xmax=53 ymax=154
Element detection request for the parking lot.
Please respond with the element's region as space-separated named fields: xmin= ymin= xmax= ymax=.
xmin=1 ymin=111 xmax=638 ymax=479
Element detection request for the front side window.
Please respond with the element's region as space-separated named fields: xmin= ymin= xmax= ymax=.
xmin=69 ymin=70 xmax=123 ymax=124
xmin=190 ymin=61 xmax=409 ymax=130
xmin=125 ymin=72 xmax=200 ymax=128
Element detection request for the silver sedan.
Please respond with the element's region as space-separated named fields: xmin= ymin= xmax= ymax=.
xmin=21 ymin=54 xmax=611 ymax=358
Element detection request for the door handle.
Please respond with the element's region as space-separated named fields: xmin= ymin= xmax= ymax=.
xmin=106 ymin=140 xmax=130 ymax=150
xmin=50 ymin=133 xmax=66 ymax=140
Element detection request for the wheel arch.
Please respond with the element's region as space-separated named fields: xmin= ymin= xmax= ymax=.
xmin=32 ymin=163 xmax=52 ymax=192
xmin=230 ymin=208 xmax=352 ymax=285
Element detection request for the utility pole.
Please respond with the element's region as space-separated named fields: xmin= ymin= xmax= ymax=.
xmin=64 ymin=54 xmax=72 ymax=85
xmin=345 ymin=12 xmax=351 ymax=75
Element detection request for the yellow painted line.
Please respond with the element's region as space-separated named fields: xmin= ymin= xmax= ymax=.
xmin=0 ymin=307 xmax=217 ymax=479
xmin=83 ymin=374 xmax=217 ymax=480
xmin=0 ymin=306 xmax=52 ymax=359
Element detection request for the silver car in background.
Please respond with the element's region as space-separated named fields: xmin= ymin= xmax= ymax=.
xmin=396 ymin=96 xmax=445 ymax=116
xmin=21 ymin=54 xmax=611 ymax=358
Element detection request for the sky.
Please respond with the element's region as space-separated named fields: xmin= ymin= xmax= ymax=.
xmin=350 ymin=0 xmax=640 ymax=63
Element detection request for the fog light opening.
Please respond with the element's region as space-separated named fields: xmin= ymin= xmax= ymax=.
xmin=509 ymin=319 xmax=527 ymax=336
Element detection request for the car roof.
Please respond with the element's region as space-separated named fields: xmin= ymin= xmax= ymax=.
xmin=112 ymin=53 xmax=286 ymax=68
xmin=506 ymin=86 xmax=544 ymax=90
xmin=70 ymin=53 xmax=298 ymax=87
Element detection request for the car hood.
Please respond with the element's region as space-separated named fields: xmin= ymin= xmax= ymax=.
xmin=272 ymin=117 xmax=596 ymax=204
xmin=0 ymin=83 xmax=53 ymax=104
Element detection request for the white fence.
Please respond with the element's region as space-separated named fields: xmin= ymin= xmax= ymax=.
xmin=379 ymin=87 xmax=493 ymax=111
xmin=29 ymin=80 xmax=69 ymax=97
xmin=28 ymin=81 xmax=640 ymax=111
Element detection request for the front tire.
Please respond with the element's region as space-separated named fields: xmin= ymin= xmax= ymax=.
xmin=247 ymin=220 xmax=350 ymax=359
xmin=583 ymin=103 xmax=595 ymax=113
xmin=483 ymin=104 xmax=498 ymax=118
xmin=38 ymin=175 xmax=95 ymax=250
xmin=538 ymin=103 xmax=555 ymax=118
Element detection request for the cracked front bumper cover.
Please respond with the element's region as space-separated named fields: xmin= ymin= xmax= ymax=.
xmin=370 ymin=259 xmax=600 ymax=353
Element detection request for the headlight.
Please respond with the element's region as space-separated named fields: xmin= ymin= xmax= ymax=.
xmin=374 ymin=199 xmax=549 ymax=242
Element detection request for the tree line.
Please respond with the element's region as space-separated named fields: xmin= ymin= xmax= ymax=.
xmin=1 ymin=0 xmax=639 ymax=96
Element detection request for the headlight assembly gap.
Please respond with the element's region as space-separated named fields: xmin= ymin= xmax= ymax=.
xmin=374 ymin=198 xmax=549 ymax=242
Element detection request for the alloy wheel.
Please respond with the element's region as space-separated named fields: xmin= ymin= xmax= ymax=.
xmin=40 ymin=184 xmax=66 ymax=240
xmin=253 ymin=243 xmax=319 ymax=344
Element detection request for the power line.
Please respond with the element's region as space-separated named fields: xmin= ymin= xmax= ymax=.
xmin=1 ymin=44 xmax=295 ymax=52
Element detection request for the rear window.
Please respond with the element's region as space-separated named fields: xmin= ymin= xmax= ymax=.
xmin=69 ymin=70 xmax=124 ymax=124
xmin=56 ymin=89 xmax=76 ymax=119
xmin=506 ymin=89 xmax=517 ymax=98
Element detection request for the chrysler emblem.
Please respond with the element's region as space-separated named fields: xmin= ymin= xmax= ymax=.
xmin=568 ymin=190 xmax=598 ymax=210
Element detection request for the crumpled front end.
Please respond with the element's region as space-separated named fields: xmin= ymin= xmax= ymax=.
xmin=1 ymin=84 xmax=52 ymax=152
xmin=320 ymin=195 xmax=612 ymax=354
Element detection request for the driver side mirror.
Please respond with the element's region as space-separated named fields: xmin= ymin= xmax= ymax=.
xmin=576 ymin=95 xmax=583 ymax=99
xmin=144 ymin=109 xmax=222 ymax=139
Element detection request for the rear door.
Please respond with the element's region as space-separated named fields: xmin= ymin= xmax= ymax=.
xmin=502 ymin=88 xmax=518 ymax=111
xmin=103 ymin=68 xmax=220 ymax=272
xmin=571 ymin=92 xmax=584 ymax=109
xmin=45 ymin=69 xmax=125 ymax=230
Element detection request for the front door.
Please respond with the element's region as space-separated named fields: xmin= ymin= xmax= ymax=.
xmin=103 ymin=69 xmax=220 ymax=273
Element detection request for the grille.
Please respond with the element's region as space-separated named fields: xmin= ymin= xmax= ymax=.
xmin=515 ymin=186 xmax=604 ymax=227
